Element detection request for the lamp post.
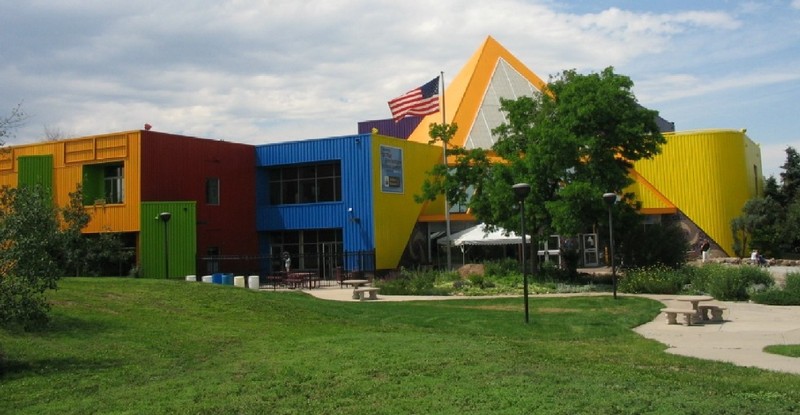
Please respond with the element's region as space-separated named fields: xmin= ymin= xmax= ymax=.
xmin=513 ymin=183 xmax=531 ymax=323
xmin=602 ymin=193 xmax=617 ymax=299
xmin=159 ymin=212 xmax=172 ymax=279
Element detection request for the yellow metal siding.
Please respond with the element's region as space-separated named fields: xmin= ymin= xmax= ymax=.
xmin=0 ymin=131 xmax=142 ymax=234
xmin=632 ymin=130 xmax=760 ymax=255
xmin=372 ymin=134 xmax=443 ymax=269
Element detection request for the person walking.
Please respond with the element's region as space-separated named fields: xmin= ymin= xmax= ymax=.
xmin=700 ymin=239 xmax=711 ymax=262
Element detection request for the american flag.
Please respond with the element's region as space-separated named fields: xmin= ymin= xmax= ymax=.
xmin=388 ymin=77 xmax=440 ymax=122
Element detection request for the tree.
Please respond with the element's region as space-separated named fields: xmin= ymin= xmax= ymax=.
xmin=0 ymin=185 xmax=64 ymax=330
xmin=419 ymin=67 xmax=667 ymax=272
xmin=731 ymin=197 xmax=783 ymax=258
xmin=780 ymin=147 xmax=800 ymax=206
xmin=0 ymin=103 xmax=26 ymax=146
xmin=735 ymin=146 xmax=800 ymax=258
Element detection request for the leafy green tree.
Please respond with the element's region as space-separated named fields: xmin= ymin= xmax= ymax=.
xmin=0 ymin=185 xmax=64 ymax=330
xmin=734 ymin=147 xmax=800 ymax=258
xmin=731 ymin=197 xmax=783 ymax=258
xmin=61 ymin=185 xmax=133 ymax=277
xmin=780 ymin=147 xmax=800 ymax=206
xmin=418 ymin=67 xmax=667 ymax=273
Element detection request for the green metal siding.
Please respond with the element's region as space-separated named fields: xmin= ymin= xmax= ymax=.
xmin=81 ymin=164 xmax=105 ymax=204
xmin=18 ymin=155 xmax=53 ymax=190
xmin=140 ymin=202 xmax=197 ymax=279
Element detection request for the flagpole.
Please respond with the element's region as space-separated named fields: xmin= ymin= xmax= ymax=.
xmin=441 ymin=71 xmax=453 ymax=270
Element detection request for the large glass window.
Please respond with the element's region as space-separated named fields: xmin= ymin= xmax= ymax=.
xmin=268 ymin=162 xmax=341 ymax=205
xmin=269 ymin=229 xmax=343 ymax=271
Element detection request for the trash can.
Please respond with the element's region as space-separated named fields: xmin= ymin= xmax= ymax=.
xmin=222 ymin=273 xmax=234 ymax=286
xmin=212 ymin=273 xmax=223 ymax=284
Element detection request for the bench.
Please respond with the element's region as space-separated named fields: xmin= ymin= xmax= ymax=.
xmin=353 ymin=287 xmax=380 ymax=301
xmin=660 ymin=308 xmax=696 ymax=326
xmin=697 ymin=305 xmax=727 ymax=322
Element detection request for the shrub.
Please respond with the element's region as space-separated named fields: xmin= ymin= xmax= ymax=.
xmin=751 ymin=272 xmax=800 ymax=305
xmin=784 ymin=272 xmax=800 ymax=291
xmin=467 ymin=274 xmax=495 ymax=289
xmin=532 ymin=261 xmax=569 ymax=283
xmin=750 ymin=287 xmax=800 ymax=305
xmin=691 ymin=263 xmax=773 ymax=301
xmin=618 ymin=265 xmax=688 ymax=294
xmin=483 ymin=258 xmax=520 ymax=277
xmin=619 ymin=221 xmax=689 ymax=269
xmin=374 ymin=269 xmax=452 ymax=296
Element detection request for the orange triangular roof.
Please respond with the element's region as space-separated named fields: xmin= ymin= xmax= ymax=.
xmin=407 ymin=36 xmax=547 ymax=149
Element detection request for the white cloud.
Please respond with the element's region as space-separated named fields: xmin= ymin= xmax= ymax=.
xmin=0 ymin=0 xmax=797 ymax=177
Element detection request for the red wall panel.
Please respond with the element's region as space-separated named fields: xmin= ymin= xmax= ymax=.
xmin=140 ymin=131 xmax=258 ymax=259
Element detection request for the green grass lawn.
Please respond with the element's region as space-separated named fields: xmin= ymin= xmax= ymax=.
xmin=2 ymin=278 xmax=800 ymax=414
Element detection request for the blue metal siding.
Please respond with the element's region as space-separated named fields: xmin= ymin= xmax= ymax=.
xmin=255 ymin=134 xmax=374 ymax=252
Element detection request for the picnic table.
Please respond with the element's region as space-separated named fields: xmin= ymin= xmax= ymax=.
xmin=675 ymin=295 xmax=713 ymax=320
xmin=287 ymin=272 xmax=320 ymax=289
xmin=342 ymin=279 xmax=369 ymax=299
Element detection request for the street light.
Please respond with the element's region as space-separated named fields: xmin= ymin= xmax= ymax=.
xmin=513 ymin=183 xmax=532 ymax=323
xmin=602 ymin=193 xmax=617 ymax=299
xmin=158 ymin=212 xmax=172 ymax=279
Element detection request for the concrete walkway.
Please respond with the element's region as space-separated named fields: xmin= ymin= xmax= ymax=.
xmin=298 ymin=283 xmax=800 ymax=375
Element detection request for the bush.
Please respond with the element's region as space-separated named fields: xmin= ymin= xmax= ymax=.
xmin=483 ymin=258 xmax=520 ymax=277
xmin=620 ymin=221 xmax=689 ymax=269
xmin=750 ymin=287 xmax=800 ymax=305
xmin=751 ymin=272 xmax=800 ymax=305
xmin=618 ymin=265 xmax=688 ymax=294
xmin=784 ymin=272 xmax=800 ymax=291
xmin=532 ymin=261 xmax=569 ymax=283
xmin=691 ymin=263 xmax=773 ymax=301
xmin=374 ymin=269 xmax=453 ymax=296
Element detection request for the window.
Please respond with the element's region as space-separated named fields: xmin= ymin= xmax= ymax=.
xmin=268 ymin=162 xmax=341 ymax=205
xmin=269 ymin=229 xmax=343 ymax=272
xmin=83 ymin=162 xmax=124 ymax=205
xmin=206 ymin=178 xmax=220 ymax=205
xmin=104 ymin=165 xmax=124 ymax=204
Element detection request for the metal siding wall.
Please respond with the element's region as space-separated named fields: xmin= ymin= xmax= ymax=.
xmin=633 ymin=130 xmax=757 ymax=255
xmin=82 ymin=132 xmax=141 ymax=234
xmin=372 ymin=135 xmax=444 ymax=269
xmin=140 ymin=202 xmax=197 ymax=278
xmin=357 ymin=117 xmax=422 ymax=139
xmin=18 ymin=155 xmax=53 ymax=189
xmin=140 ymin=132 xmax=258 ymax=258
xmin=255 ymin=134 xmax=374 ymax=253
xmin=0 ymin=133 xmax=141 ymax=234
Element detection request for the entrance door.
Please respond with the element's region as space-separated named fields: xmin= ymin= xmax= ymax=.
xmin=320 ymin=242 xmax=340 ymax=281
xmin=582 ymin=233 xmax=599 ymax=266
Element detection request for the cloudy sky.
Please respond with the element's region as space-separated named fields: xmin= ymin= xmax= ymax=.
xmin=1 ymin=0 xmax=798 ymax=178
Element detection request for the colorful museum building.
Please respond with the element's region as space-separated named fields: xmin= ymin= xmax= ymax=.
xmin=0 ymin=36 xmax=763 ymax=278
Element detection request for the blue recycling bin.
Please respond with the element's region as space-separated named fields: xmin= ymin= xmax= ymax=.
xmin=212 ymin=273 xmax=223 ymax=284
xmin=222 ymin=273 xmax=234 ymax=286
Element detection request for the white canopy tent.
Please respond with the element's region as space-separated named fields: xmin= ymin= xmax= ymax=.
xmin=436 ymin=223 xmax=530 ymax=264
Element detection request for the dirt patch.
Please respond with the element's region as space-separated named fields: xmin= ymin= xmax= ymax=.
xmin=457 ymin=263 xmax=485 ymax=278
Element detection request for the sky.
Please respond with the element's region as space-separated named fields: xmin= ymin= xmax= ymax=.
xmin=1 ymin=1 xmax=798 ymax=178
